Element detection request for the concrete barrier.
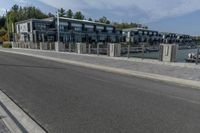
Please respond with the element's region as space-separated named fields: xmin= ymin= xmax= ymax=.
xmin=55 ymin=42 xmax=65 ymax=52
xmin=40 ymin=43 xmax=48 ymax=50
xmin=77 ymin=43 xmax=87 ymax=54
xmin=109 ymin=43 xmax=121 ymax=57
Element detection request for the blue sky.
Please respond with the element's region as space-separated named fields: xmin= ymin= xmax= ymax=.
xmin=0 ymin=0 xmax=200 ymax=35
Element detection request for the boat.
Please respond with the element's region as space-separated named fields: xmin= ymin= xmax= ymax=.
xmin=185 ymin=53 xmax=200 ymax=63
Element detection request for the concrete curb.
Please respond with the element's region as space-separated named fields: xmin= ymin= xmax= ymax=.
xmin=0 ymin=90 xmax=46 ymax=133
xmin=0 ymin=49 xmax=200 ymax=89
xmin=0 ymin=102 xmax=21 ymax=133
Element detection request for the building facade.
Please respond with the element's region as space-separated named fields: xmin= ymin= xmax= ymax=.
xmin=15 ymin=18 xmax=194 ymax=47
xmin=122 ymin=28 xmax=194 ymax=46
xmin=122 ymin=28 xmax=161 ymax=46
xmin=160 ymin=32 xmax=193 ymax=45
xmin=15 ymin=17 xmax=122 ymax=44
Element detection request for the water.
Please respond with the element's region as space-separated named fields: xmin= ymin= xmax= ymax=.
xmin=176 ymin=49 xmax=197 ymax=62
xmin=122 ymin=49 xmax=197 ymax=62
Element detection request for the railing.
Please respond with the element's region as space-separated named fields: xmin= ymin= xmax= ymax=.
xmin=121 ymin=43 xmax=160 ymax=60
xmin=12 ymin=41 xmax=200 ymax=64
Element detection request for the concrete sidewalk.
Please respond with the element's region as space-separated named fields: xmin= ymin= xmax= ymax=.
xmin=0 ymin=48 xmax=199 ymax=88
xmin=0 ymin=119 xmax=10 ymax=133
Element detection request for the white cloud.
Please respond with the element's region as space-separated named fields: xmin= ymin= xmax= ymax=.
xmin=37 ymin=0 xmax=200 ymax=22
xmin=0 ymin=8 xmax=6 ymax=15
xmin=14 ymin=0 xmax=27 ymax=4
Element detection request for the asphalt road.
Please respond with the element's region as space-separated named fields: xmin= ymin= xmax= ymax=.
xmin=0 ymin=51 xmax=200 ymax=133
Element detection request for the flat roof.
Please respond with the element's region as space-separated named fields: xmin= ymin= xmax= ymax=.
xmin=59 ymin=17 xmax=113 ymax=27
xmin=122 ymin=28 xmax=158 ymax=32
xmin=160 ymin=32 xmax=190 ymax=36
xmin=15 ymin=18 xmax=53 ymax=24
xmin=15 ymin=17 xmax=114 ymax=27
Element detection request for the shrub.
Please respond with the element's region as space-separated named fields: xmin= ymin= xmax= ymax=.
xmin=2 ymin=42 xmax=12 ymax=48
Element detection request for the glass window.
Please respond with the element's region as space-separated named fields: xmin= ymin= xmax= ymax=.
xmin=59 ymin=25 xmax=68 ymax=31
xmin=86 ymin=28 xmax=94 ymax=32
xmin=96 ymin=26 xmax=104 ymax=30
xmin=107 ymin=27 xmax=113 ymax=31
xmin=139 ymin=31 xmax=143 ymax=34
xmin=85 ymin=25 xmax=93 ymax=29
xmin=34 ymin=22 xmax=48 ymax=30
xmin=108 ymin=30 xmax=113 ymax=34
xmin=74 ymin=27 xmax=82 ymax=32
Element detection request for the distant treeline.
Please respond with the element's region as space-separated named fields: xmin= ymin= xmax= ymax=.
xmin=0 ymin=4 xmax=147 ymax=41
xmin=193 ymin=36 xmax=200 ymax=44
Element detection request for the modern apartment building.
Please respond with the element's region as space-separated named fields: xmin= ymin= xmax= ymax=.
xmin=15 ymin=17 xmax=122 ymax=43
xmin=122 ymin=28 xmax=194 ymax=46
xmin=15 ymin=18 xmax=194 ymax=47
xmin=122 ymin=28 xmax=161 ymax=46
xmin=160 ymin=32 xmax=193 ymax=45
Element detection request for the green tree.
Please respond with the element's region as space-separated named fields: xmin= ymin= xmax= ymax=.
xmin=88 ymin=18 xmax=93 ymax=21
xmin=66 ymin=9 xmax=73 ymax=18
xmin=0 ymin=16 xmax=6 ymax=28
xmin=98 ymin=16 xmax=110 ymax=24
xmin=12 ymin=4 xmax=19 ymax=12
xmin=48 ymin=12 xmax=55 ymax=17
xmin=0 ymin=28 xmax=6 ymax=37
xmin=113 ymin=22 xmax=147 ymax=29
xmin=73 ymin=11 xmax=84 ymax=20
xmin=58 ymin=8 xmax=66 ymax=17
xmin=2 ymin=4 xmax=48 ymax=41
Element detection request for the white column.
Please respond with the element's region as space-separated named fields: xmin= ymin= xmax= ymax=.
xmin=55 ymin=42 xmax=65 ymax=52
xmin=109 ymin=43 xmax=121 ymax=57
xmin=77 ymin=43 xmax=87 ymax=54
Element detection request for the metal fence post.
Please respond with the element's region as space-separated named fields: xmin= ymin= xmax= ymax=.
xmin=196 ymin=46 xmax=199 ymax=65
xmin=142 ymin=43 xmax=145 ymax=60
xmin=97 ymin=43 xmax=99 ymax=56
xmin=69 ymin=43 xmax=71 ymax=52
xmin=127 ymin=44 xmax=130 ymax=58
xmin=107 ymin=43 xmax=109 ymax=56
xmin=88 ymin=44 xmax=91 ymax=54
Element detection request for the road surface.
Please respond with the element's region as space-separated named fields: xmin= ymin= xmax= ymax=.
xmin=0 ymin=51 xmax=200 ymax=133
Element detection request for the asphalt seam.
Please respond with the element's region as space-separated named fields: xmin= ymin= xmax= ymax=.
xmin=0 ymin=49 xmax=199 ymax=89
